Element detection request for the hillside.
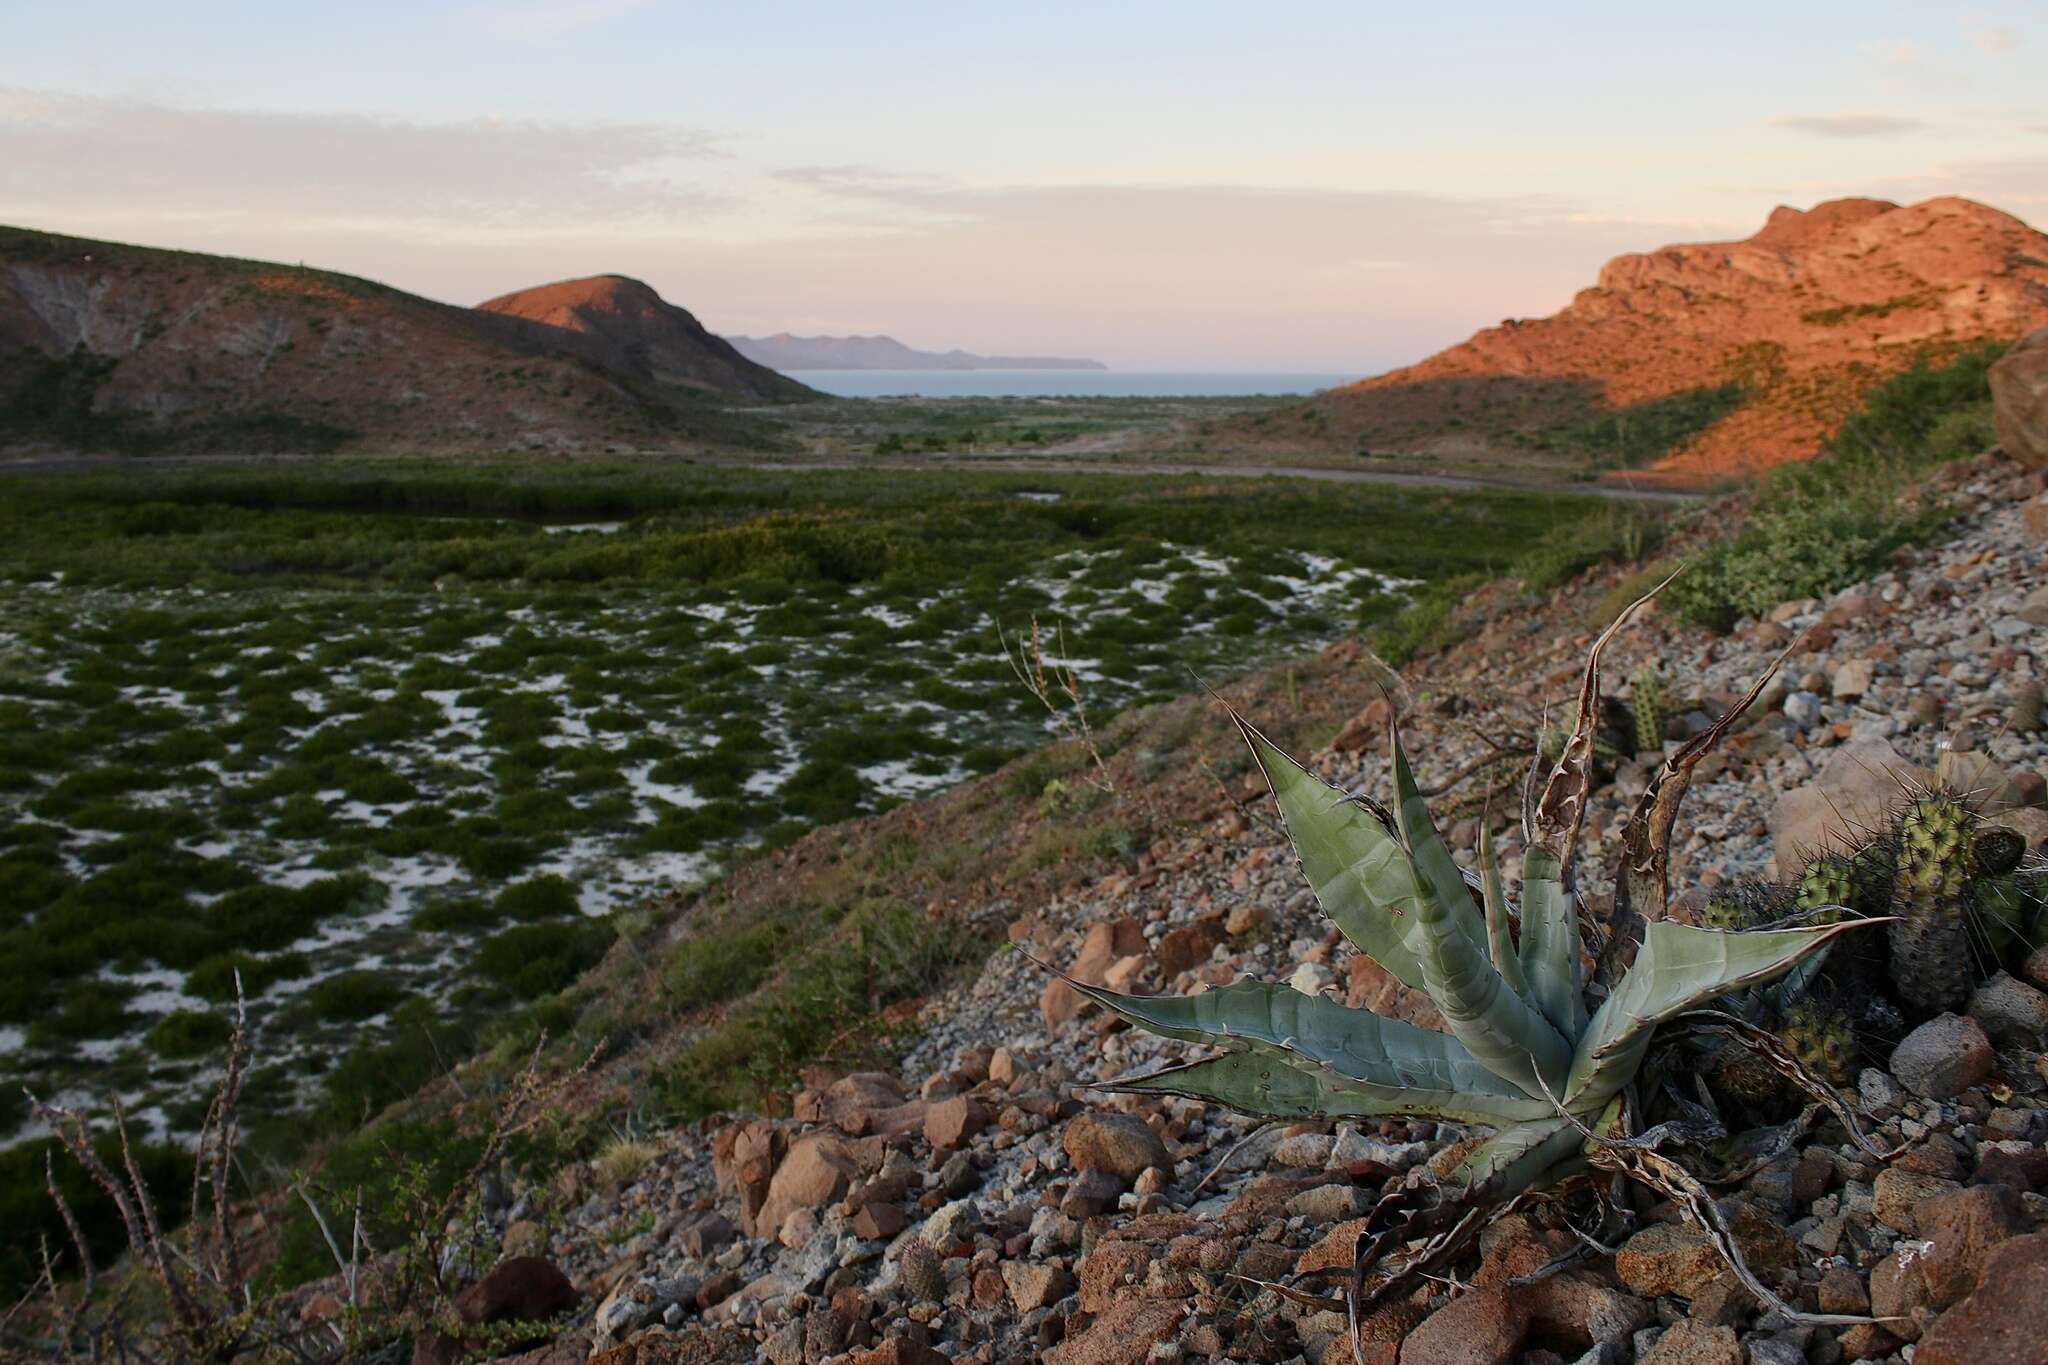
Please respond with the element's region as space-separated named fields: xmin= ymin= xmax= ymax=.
xmin=477 ymin=276 xmax=814 ymax=402
xmin=728 ymin=331 xmax=1106 ymax=371
xmin=0 ymin=227 xmax=814 ymax=456
xmin=1249 ymin=196 xmax=2048 ymax=483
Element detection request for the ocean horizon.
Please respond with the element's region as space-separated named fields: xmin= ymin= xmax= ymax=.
xmin=784 ymin=369 xmax=1357 ymax=399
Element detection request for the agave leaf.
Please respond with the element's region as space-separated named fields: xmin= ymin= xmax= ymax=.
xmin=1235 ymin=718 xmax=1433 ymax=991
xmin=1443 ymin=1116 xmax=1589 ymax=1198
xmin=1478 ymin=827 xmax=1528 ymax=998
xmin=1388 ymin=727 xmax=1489 ymax=959
xmin=1517 ymin=846 xmax=1588 ymax=1038
xmin=1106 ymin=1051 xmax=1555 ymax=1127
xmin=1411 ymin=853 xmax=1574 ymax=1097
xmin=1565 ymin=918 xmax=1877 ymax=1112
xmin=1032 ymin=960 xmax=1544 ymax=1108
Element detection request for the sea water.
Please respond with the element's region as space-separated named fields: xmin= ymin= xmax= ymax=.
xmin=783 ymin=370 xmax=1356 ymax=399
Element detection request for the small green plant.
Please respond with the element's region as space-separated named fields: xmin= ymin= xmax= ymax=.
xmin=1028 ymin=592 xmax=1887 ymax=1342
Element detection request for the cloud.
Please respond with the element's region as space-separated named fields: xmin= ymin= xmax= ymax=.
xmin=1861 ymin=38 xmax=1931 ymax=71
xmin=467 ymin=0 xmax=652 ymax=40
xmin=0 ymin=88 xmax=723 ymax=233
xmin=1968 ymin=25 xmax=2021 ymax=54
xmin=1766 ymin=112 xmax=1927 ymax=138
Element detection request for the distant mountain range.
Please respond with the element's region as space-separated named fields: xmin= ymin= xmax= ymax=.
xmin=726 ymin=332 xmax=1106 ymax=372
xmin=0 ymin=232 xmax=816 ymax=454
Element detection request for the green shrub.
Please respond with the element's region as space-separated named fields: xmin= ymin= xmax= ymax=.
xmin=305 ymin=970 xmax=405 ymax=1021
xmin=475 ymin=920 xmax=612 ymax=1000
xmin=185 ymin=950 xmax=311 ymax=1001
xmin=147 ymin=1008 xmax=234 ymax=1058
xmin=495 ymin=874 xmax=580 ymax=921
xmin=664 ymin=919 xmax=792 ymax=1008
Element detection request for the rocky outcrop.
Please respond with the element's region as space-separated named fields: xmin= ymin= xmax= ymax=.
xmin=1992 ymin=327 xmax=2048 ymax=469
xmin=1289 ymin=197 xmax=2048 ymax=483
xmin=0 ymin=225 xmax=812 ymax=455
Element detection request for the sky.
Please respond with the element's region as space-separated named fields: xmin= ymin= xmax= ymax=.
xmin=3 ymin=1 xmax=2046 ymax=371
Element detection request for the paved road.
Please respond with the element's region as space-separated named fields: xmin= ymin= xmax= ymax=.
xmin=0 ymin=450 xmax=1698 ymax=503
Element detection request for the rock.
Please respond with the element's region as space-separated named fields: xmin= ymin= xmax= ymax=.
xmin=503 ymin=1219 xmax=546 ymax=1259
xmin=583 ymin=1326 xmax=757 ymax=1365
xmin=1636 ymin=1320 xmax=1741 ymax=1365
xmin=676 ymin=1211 xmax=736 ymax=1260
xmin=918 ymin=1198 xmax=979 ymax=1251
xmin=413 ymin=1257 xmax=579 ymax=1365
xmin=1061 ymin=1166 xmax=1126 ymax=1218
xmin=1769 ymin=738 xmax=1932 ymax=873
xmin=710 ymin=1119 xmax=782 ymax=1237
xmin=1224 ymin=903 xmax=1267 ymax=936
xmin=1915 ymin=1232 xmax=2048 ymax=1364
xmin=1831 ymin=659 xmax=1875 ymax=700
xmin=1870 ymin=1245 xmax=1933 ymax=1336
xmin=1041 ymin=918 xmax=1146 ymax=1024
xmin=1990 ymin=326 xmax=2048 ymax=470
xmin=1836 ymin=1322 xmax=1901 ymax=1361
xmin=1042 ymin=1298 xmax=1185 ymax=1365
xmin=1817 ymin=1265 xmax=1870 ymax=1315
xmin=1002 ymin=1260 xmax=1073 ymax=1313
xmin=853 ymin=1201 xmax=905 ymax=1240
xmin=849 ymin=1340 xmax=954 ymax=1365
xmin=1344 ymin=954 xmax=1447 ymax=1030
xmin=1062 ymin=1112 xmax=1169 ymax=1183
xmin=753 ymin=1133 xmax=860 ymax=1240
xmin=1271 ymin=1132 xmax=1335 ymax=1168
xmin=924 ymin=1095 xmax=990 ymax=1149
xmin=1918 ymin=1183 xmax=2028 ymax=1307
xmin=1890 ymin=1014 xmax=1994 ymax=1100
xmin=1875 ymin=1169 xmax=1966 ymax=1235
xmin=988 ymin=1046 xmax=1026 ymax=1086
xmin=1782 ymin=691 xmax=1824 ymax=728
xmin=1155 ymin=921 xmax=1224 ymax=977
xmin=1331 ymin=697 xmax=1393 ymax=752
xmin=1398 ymin=1287 xmax=1529 ymax=1365
xmin=1287 ymin=961 xmax=1336 ymax=997
xmin=1286 ymin=1182 xmax=1373 ymax=1222
xmin=1616 ymin=1207 xmax=1792 ymax=1299
xmin=1969 ymin=973 xmax=2048 ymax=1046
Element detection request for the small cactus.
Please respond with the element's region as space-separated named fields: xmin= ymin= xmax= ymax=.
xmin=1701 ymin=879 xmax=1790 ymax=933
xmin=898 ymin=1238 xmax=944 ymax=1303
xmin=1974 ymin=828 xmax=2025 ymax=878
xmin=1780 ymin=1001 xmax=1858 ymax=1085
xmin=2014 ymin=679 xmax=2044 ymax=735
xmin=1796 ymin=857 xmax=1855 ymax=925
xmin=1888 ymin=795 xmax=1979 ymax=1016
xmin=1630 ymin=665 xmax=1665 ymax=755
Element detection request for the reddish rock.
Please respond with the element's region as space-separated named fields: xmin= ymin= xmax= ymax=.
xmin=1040 ymin=918 xmax=1146 ymax=1025
xmin=1345 ymin=954 xmax=1447 ymax=1030
xmin=1916 ymin=1232 xmax=2048 ymax=1364
xmin=848 ymin=1340 xmax=954 ymax=1365
xmin=413 ymin=1257 xmax=577 ymax=1365
xmin=710 ymin=1120 xmax=782 ymax=1235
xmin=1992 ymin=327 xmax=2048 ymax=470
xmin=1637 ymin=1320 xmax=1741 ymax=1365
xmin=923 ymin=1095 xmax=990 ymax=1150
xmin=853 ymin=1202 xmax=906 ymax=1240
xmin=1919 ymin=1183 xmax=2028 ymax=1307
xmin=1397 ymin=1287 xmax=1528 ymax=1365
xmin=1002 ymin=1260 xmax=1073 ymax=1313
xmin=582 ymin=1327 xmax=756 ymax=1364
xmin=1078 ymin=1240 xmax=1155 ymax=1313
xmin=752 ymin=1133 xmax=859 ymax=1240
xmin=1332 ymin=698 xmax=1393 ymax=752
xmin=1061 ymin=1112 xmax=1169 ymax=1182
xmin=1154 ymin=921 xmax=1225 ymax=977
xmin=1043 ymin=1299 xmax=1185 ymax=1365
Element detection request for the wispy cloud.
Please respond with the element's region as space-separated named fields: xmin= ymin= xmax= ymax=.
xmin=0 ymin=89 xmax=723 ymax=232
xmin=1766 ymin=112 xmax=1926 ymax=138
xmin=1861 ymin=38 xmax=1932 ymax=71
xmin=467 ymin=0 xmax=652 ymax=41
xmin=1967 ymin=25 xmax=2021 ymax=54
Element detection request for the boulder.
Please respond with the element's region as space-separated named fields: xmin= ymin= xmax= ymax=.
xmin=1891 ymin=1014 xmax=1994 ymax=1100
xmin=1915 ymin=1232 xmax=2048 ymax=1364
xmin=710 ymin=1120 xmax=782 ymax=1235
xmin=1638 ymin=1320 xmax=1742 ymax=1365
xmin=1990 ymin=326 xmax=2048 ymax=470
xmin=1969 ymin=973 xmax=2048 ymax=1046
xmin=413 ymin=1257 xmax=579 ymax=1365
xmin=1918 ymin=1183 xmax=2028 ymax=1307
xmin=1061 ymin=1112 xmax=1169 ymax=1183
xmin=1768 ymin=738 xmax=1931 ymax=874
xmin=1396 ymin=1287 xmax=1528 ymax=1365
xmin=1873 ymin=1167 xmax=1964 ymax=1235
xmin=1001 ymin=1260 xmax=1073 ymax=1313
xmin=1154 ymin=920 xmax=1225 ymax=977
xmin=923 ymin=1096 xmax=989 ymax=1150
xmin=1042 ymin=1297 xmax=1185 ymax=1365
xmin=752 ymin=1133 xmax=859 ymax=1240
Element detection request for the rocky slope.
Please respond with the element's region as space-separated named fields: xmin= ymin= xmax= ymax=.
xmin=477 ymin=277 xmax=814 ymax=402
xmin=1260 ymin=197 xmax=2048 ymax=485
xmin=0 ymin=227 xmax=813 ymax=455
xmin=377 ymin=444 xmax=2048 ymax=1365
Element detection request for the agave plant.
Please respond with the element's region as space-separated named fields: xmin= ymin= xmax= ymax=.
xmin=1029 ymin=593 xmax=1896 ymax=1350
